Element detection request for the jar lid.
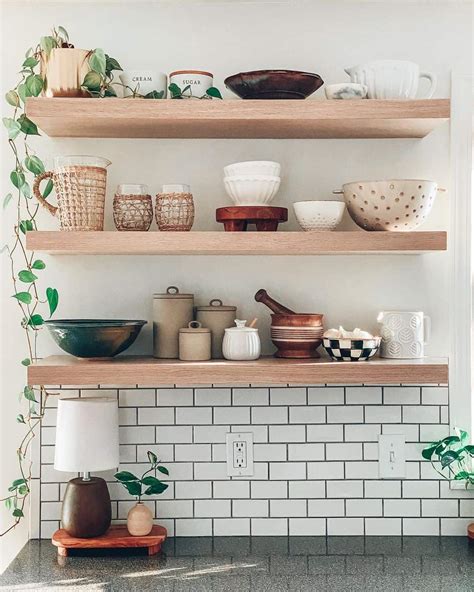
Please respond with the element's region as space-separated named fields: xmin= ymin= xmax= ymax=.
xmin=169 ymin=70 xmax=213 ymax=77
xmin=179 ymin=321 xmax=211 ymax=334
xmin=162 ymin=184 xmax=190 ymax=193
xmin=153 ymin=286 xmax=194 ymax=299
xmin=225 ymin=319 xmax=258 ymax=332
xmin=196 ymin=299 xmax=237 ymax=312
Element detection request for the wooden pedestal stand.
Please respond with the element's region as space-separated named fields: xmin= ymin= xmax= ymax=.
xmin=216 ymin=206 xmax=288 ymax=231
xmin=52 ymin=525 xmax=167 ymax=557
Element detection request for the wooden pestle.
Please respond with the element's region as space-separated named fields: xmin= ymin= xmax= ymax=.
xmin=254 ymin=289 xmax=296 ymax=315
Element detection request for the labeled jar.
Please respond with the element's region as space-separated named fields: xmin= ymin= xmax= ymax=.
xmin=169 ymin=70 xmax=213 ymax=98
xmin=153 ymin=286 xmax=194 ymax=359
xmin=196 ymin=299 xmax=237 ymax=359
xmin=156 ymin=184 xmax=194 ymax=231
xmin=179 ymin=321 xmax=211 ymax=361
xmin=222 ymin=320 xmax=261 ymax=361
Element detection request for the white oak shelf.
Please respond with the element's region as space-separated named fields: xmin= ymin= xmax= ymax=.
xmin=25 ymin=98 xmax=450 ymax=139
xmin=28 ymin=355 xmax=448 ymax=387
xmin=26 ymin=231 xmax=447 ymax=255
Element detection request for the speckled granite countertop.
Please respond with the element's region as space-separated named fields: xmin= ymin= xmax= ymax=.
xmin=1 ymin=536 xmax=474 ymax=591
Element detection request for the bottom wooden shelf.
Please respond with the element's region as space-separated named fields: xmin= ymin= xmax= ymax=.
xmin=29 ymin=355 xmax=448 ymax=386
xmin=52 ymin=525 xmax=167 ymax=557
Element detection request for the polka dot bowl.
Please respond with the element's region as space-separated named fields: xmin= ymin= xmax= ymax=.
xmin=293 ymin=200 xmax=345 ymax=231
xmin=334 ymin=180 xmax=444 ymax=231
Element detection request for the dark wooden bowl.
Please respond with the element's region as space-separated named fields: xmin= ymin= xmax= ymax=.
xmin=224 ymin=70 xmax=324 ymax=100
xmin=270 ymin=313 xmax=324 ymax=358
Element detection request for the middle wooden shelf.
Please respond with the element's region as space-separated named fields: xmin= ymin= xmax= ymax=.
xmin=26 ymin=230 xmax=447 ymax=255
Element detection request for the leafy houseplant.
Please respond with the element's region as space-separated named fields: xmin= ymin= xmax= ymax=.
xmin=169 ymin=82 xmax=223 ymax=100
xmin=115 ymin=451 xmax=169 ymax=536
xmin=422 ymin=427 xmax=474 ymax=486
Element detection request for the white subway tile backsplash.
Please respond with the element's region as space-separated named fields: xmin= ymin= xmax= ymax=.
xmin=38 ymin=383 xmax=463 ymax=538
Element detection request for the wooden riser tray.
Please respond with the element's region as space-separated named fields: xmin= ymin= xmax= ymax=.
xmin=52 ymin=525 xmax=167 ymax=557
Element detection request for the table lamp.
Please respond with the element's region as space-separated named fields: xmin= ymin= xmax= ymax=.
xmin=55 ymin=397 xmax=119 ymax=538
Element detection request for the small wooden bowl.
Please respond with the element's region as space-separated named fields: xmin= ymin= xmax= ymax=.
xmin=270 ymin=313 xmax=324 ymax=358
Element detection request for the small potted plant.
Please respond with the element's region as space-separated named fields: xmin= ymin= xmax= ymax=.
xmin=115 ymin=450 xmax=169 ymax=536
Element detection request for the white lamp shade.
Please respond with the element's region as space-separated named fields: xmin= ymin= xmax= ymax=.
xmin=54 ymin=397 xmax=119 ymax=473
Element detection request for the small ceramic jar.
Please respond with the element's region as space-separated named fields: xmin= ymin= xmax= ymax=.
xmin=179 ymin=321 xmax=211 ymax=361
xmin=119 ymin=70 xmax=167 ymax=98
xmin=222 ymin=320 xmax=261 ymax=361
xmin=153 ymin=286 xmax=194 ymax=359
xmin=169 ymin=70 xmax=213 ymax=97
xmin=196 ymin=299 xmax=237 ymax=359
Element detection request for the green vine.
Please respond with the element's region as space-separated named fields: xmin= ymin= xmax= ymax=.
xmin=0 ymin=25 xmax=119 ymax=536
xmin=422 ymin=427 xmax=474 ymax=486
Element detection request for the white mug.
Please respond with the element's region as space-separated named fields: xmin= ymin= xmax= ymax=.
xmin=377 ymin=311 xmax=431 ymax=359
xmin=344 ymin=60 xmax=436 ymax=99
xmin=119 ymin=70 xmax=167 ymax=98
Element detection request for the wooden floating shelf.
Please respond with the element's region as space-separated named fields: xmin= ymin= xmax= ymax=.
xmin=25 ymin=98 xmax=450 ymax=139
xmin=26 ymin=231 xmax=447 ymax=255
xmin=29 ymin=355 xmax=448 ymax=386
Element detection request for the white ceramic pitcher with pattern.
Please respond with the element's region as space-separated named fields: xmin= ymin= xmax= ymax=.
xmin=377 ymin=311 xmax=431 ymax=359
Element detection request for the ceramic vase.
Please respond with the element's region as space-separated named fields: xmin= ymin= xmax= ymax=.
xmin=127 ymin=502 xmax=153 ymax=536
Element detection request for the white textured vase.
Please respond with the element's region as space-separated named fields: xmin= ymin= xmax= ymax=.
xmin=127 ymin=502 xmax=153 ymax=536
xmin=377 ymin=311 xmax=430 ymax=359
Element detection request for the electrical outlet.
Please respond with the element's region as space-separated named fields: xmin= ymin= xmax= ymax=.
xmin=379 ymin=434 xmax=406 ymax=479
xmin=226 ymin=432 xmax=253 ymax=477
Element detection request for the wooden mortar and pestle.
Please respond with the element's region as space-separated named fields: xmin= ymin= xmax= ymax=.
xmin=254 ymin=289 xmax=324 ymax=358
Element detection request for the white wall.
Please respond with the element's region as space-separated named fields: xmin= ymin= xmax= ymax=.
xmin=0 ymin=0 xmax=472 ymax=562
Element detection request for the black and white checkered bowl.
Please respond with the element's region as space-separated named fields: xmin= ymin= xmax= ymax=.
xmin=323 ymin=337 xmax=381 ymax=362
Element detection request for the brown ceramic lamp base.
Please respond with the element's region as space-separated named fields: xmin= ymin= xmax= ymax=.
xmin=61 ymin=477 xmax=112 ymax=538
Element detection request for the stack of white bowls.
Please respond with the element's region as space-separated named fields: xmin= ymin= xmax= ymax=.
xmin=223 ymin=161 xmax=281 ymax=206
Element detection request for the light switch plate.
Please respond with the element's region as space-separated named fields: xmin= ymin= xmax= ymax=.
xmin=378 ymin=434 xmax=406 ymax=479
xmin=226 ymin=432 xmax=253 ymax=477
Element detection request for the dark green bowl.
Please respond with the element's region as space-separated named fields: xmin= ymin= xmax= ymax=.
xmin=44 ymin=319 xmax=147 ymax=358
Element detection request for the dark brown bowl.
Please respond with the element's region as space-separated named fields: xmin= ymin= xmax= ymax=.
xmin=224 ymin=70 xmax=324 ymax=100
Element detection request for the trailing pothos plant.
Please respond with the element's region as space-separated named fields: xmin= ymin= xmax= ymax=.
xmin=168 ymin=82 xmax=223 ymax=100
xmin=422 ymin=427 xmax=474 ymax=487
xmin=115 ymin=451 xmax=169 ymax=501
xmin=1 ymin=25 xmax=120 ymax=536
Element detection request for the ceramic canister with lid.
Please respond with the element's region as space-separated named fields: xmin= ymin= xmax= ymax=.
xmin=196 ymin=299 xmax=237 ymax=359
xmin=169 ymin=70 xmax=213 ymax=97
xmin=179 ymin=321 xmax=211 ymax=361
xmin=153 ymin=286 xmax=194 ymax=359
xmin=222 ymin=320 xmax=261 ymax=361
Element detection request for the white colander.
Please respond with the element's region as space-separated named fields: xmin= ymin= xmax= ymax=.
xmin=333 ymin=179 xmax=445 ymax=231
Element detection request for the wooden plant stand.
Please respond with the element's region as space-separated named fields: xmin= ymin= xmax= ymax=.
xmin=52 ymin=525 xmax=167 ymax=557
xmin=216 ymin=206 xmax=288 ymax=231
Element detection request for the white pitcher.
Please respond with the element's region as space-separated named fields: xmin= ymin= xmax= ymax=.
xmin=377 ymin=311 xmax=430 ymax=359
xmin=344 ymin=60 xmax=436 ymax=99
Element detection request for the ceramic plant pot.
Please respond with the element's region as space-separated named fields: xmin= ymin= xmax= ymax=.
xmin=377 ymin=311 xmax=431 ymax=359
xmin=41 ymin=48 xmax=91 ymax=97
xmin=127 ymin=502 xmax=153 ymax=536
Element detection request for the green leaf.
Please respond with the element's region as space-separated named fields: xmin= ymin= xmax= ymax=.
xmin=19 ymin=220 xmax=34 ymax=234
xmin=421 ymin=444 xmax=438 ymax=460
xmin=5 ymin=90 xmax=20 ymax=107
xmin=3 ymin=193 xmax=13 ymax=209
xmin=144 ymin=90 xmax=164 ymax=99
xmin=13 ymin=291 xmax=32 ymax=304
xmin=124 ymin=481 xmax=142 ymax=497
xmin=147 ymin=450 xmax=158 ymax=464
xmin=157 ymin=466 xmax=169 ymax=476
xmin=206 ymin=86 xmax=223 ymax=99
xmin=12 ymin=508 xmax=24 ymax=518
xmin=16 ymin=414 xmax=26 ymax=423
xmin=454 ymin=471 xmax=470 ymax=480
xmin=18 ymin=485 xmax=28 ymax=495
xmin=25 ymin=74 xmax=44 ymax=97
xmin=23 ymin=57 xmax=39 ymax=69
xmin=168 ymin=83 xmax=182 ymax=98
xmin=18 ymin=270 xmax=37 ymax=283
xmin=463 ymin=445 xmax=474 ymax=455
xmin=46 ymin=287 xmax=58 ymax=316
xmin=21 ymin=359 xmax=30 ymax=367
xmin=105 ymin=55 xmax=122 ymax=73
xmin=455 ymin=428 xmax=469 ymax=444
xmin=3 ymin=117 xmax=21 ymax=140
xmin=143 ymin=481 xmax=168 ymax=495
xmin=40 ymin=36 xmax=55 ymax=57
xmin=17 ymin=83 xmax=31 ymax=104
xmin=28 ymin=314 xmax=44 ymax=327
xmin=114 ymin=471 xmax=138 ymax=482
xmin=11 ymin=478 xmax=26 ymax=488
xmin=104 ymin=87 xmax=117 ymax=98
xmin=25 ymin=155 xmax=45 ymax=176
xmin=18 ymin=114 xmax=39 ymax=136
xmin=82 ymin=70 xmax=102 ymax=92
xmin=440 ymin=450 xmax=459 ymax=468
xmin=57 ymin=26 xmax=69 ymax=42
xmin=31 ymin=259 xmax=45 ymax=270
xmin=23 ymin=386 xmax=37 ymax=403
xmin=10 ymin=171 xmax=25 ymax=189
xmin=89 ymin=49 xmax=106 ymax=76
xmin=43 ymin=179 xmax=53 ymax=199
xmin=20 ymin=182 xmax=31 ymax=199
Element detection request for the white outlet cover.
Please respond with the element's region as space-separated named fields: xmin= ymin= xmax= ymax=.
xmin=378 ymin=434 xmax=406 ymax=479
xmin=226 ymin=432 xmax=254 ymax=477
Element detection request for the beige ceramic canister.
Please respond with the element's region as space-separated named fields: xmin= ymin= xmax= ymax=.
xmin=179 ymin=321 xmax=211 ymax=361
xmin=153 ymin=286 xmax=194 ymax=358
xmin=196 ymin=299 xmax=237 ymax=359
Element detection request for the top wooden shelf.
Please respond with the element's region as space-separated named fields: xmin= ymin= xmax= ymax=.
xmin=25 ymin=98 xmax=450 ymax=139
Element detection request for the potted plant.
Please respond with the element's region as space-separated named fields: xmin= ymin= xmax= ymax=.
xmin=114 ymin=451 xmax=169 ymax=536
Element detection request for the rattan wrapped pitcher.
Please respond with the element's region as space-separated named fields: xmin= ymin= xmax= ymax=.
xmin=33 ymin=155 xmax=111 ymax=231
